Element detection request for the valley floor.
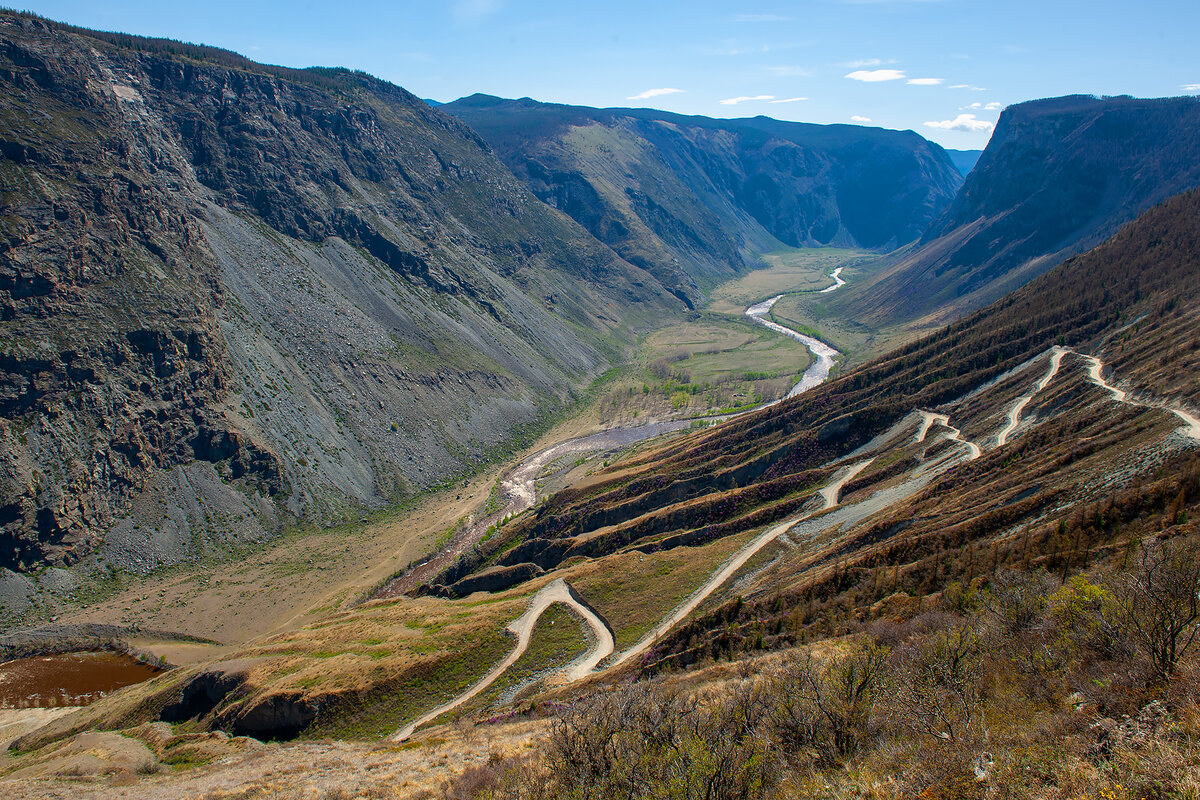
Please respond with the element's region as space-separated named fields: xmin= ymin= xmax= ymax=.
xmin=7 ymin=238 xmax=1200 ymax=800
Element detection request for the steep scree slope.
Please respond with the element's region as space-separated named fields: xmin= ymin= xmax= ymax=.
xmin=0 ymin=14 xmax=673 ymax=576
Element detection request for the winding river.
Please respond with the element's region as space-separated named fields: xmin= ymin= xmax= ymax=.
xmin=375 ymin=267 xmax=849 ymax=600
xmin=744 ymin=295 xmax=840 ymax=398
xmin=818 ymin=266 xmax=846 ymax=293
xmin=388 ymin=267 xmax=851 ymax=738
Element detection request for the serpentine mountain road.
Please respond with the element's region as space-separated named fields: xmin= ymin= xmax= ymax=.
xmin=604 ymin=457 xmax=876 ymax=672
xmin=1081 ymin=353 xmax=1200 ymax=440
xmin=390 ymin=273 xmax=1200 ymax=740
xmin=388 ymin=268 xmax=850 ymax=740
xmin=374 ymin=268 xmax=851 ymax=600
xmin=391 ymin=578 xmax=613 ymax=741
xmin=996 ymin=347 xmax=1067 ymax=447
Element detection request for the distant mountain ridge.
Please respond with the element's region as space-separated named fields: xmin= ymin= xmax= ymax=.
xmin=832 ymin=94 xmax=1200 ymax=328
xmin=443 ymin=94 xmax=963 ymax=301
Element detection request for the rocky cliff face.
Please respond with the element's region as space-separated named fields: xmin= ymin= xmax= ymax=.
xmin=443 ymin=95 xmax=963 ymax=302
xmin=0 ymin=14 xmax=671 ymax=577
xmin=833 ymin=94 xmax=1200 ymax=328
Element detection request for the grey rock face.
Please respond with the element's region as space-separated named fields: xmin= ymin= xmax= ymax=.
xmin=0 ymin=14 xmax=673 ymax=577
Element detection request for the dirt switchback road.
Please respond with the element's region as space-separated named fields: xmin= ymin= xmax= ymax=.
xmin=391 ymin=578 xmax=612 ymax=741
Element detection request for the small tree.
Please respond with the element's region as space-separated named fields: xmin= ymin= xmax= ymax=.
xmin=770 ymin=640 xmax=890 ymax=765
xmin=887 ymin=623 xmax=985 ymax=743
xmin=1108 ymin=537 xmax=1200 ymax=678
xmin=984 ymin=569 xmax=1063 ymax=682
xmin=984 ymin=569 xmax=1056 ymax=637
xmin=1049 ymin=575 xmax=1133 ymax=662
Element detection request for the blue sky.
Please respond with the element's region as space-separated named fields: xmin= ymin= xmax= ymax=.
xmin=14 ymin=1 xmax=1200 ymax=149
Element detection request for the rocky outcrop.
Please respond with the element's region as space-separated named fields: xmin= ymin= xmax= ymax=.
xmin=160 ymin=665 xmax=249 ymax=724
xmin=0 ymin=16 xmax=283 ymax=571
xmin=159 ymin=659 xmax=320 ymax=741
xmin=1091 ymin=700 xmax=1173 ymax=756
xmin=0 ymin=13 xmax=674 ymax=580
xmin=436 ymin=561 xmax=546 ymax=597
xmin=160 ymin=660 xmax=318 ymax=741
xmin=222 ymin=693 xmax=320 ymax=741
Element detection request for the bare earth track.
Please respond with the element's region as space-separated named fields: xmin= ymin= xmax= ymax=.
xmin=392 ymin=578 xmax=612 ymax=741
xmin=393 ymin=270 xmax=864 ymax=739
xmin=391 ymin=334 xmax=1200 ymax=740
xmin=996 ymin=346 xmax=1067 ymax=446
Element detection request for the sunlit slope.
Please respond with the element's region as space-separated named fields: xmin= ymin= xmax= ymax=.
xmin=0 ymin=13 xmax=675 ymax=576
xmin=447 ymin=188 xmax=1200 ymax=590
xmin=832 ymin=95 xmax=1200 ymax=329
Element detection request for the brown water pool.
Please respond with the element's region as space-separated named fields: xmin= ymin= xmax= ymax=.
xmin=0 ymin=651 xmax=163 ymax=708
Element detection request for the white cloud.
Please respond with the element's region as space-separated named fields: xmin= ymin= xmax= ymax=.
xmin=923 ymin=113 xmax=994 ymax=132
xmin=842 ymin=58 xmax=893 ymax=68
xmin=711 ymin=44 xmax=773 ymax=56
xmin=1183 ymin=84 xmax=1200 ymax=93
xmin=454 ymin=0 xmax=501 ymax=20
xmin=949 ymin=84 xmax=988 ymax=91
xmin=627 ymin=88 xmax=685 ymax=100
xmin=766 ymin=65 xmax=812 ymax=77
xmin=845 ymin=69 xmax=906 ymax=82
xmin=769 ymin=97 xmax=808 ymax=103
xmin=962 ymin=101 xmax=1002 ymax=111
xmin=851 ymin=115 xmax=872 ymax=123
xmin=734 ymin=13 xmax=792 ymax=21
xmin=907 ymin=78 xmax=943 ymax=85
xmin=720 ymin=95 xmax=775 ymax=105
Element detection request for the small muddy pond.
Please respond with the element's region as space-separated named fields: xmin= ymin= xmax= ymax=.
xmin=0 ymin=651 xmax=163 ymax=708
